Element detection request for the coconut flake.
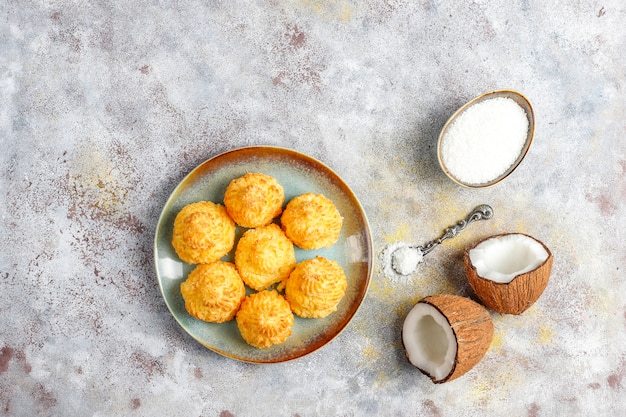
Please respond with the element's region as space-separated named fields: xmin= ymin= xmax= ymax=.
xmin=441 ymin=97 xmax=529 ymax=185
xmin=382 ymin=243 xmax=424 ymax=279
xmin=382 ymin=242 xmax=410 ymax=281
xmin=392 ymin=246 xmax=423 ymax=275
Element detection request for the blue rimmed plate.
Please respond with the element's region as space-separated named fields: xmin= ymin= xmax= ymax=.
xmin=154 ymin=146 xmax=372 ymax=363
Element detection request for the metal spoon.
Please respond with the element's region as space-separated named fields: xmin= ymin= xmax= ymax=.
xmin=388 ymin=204 xmax=494 ymax=275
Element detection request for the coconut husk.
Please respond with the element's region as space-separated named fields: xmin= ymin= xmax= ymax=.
xmin=464 ymin=233 xmax=553 ymax=315
xmin=420 ymin=294 xmax=494 ymax=383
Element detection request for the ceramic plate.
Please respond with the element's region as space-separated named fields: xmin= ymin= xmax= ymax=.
xmin=154 ymin=146 xmax=372 ymax=363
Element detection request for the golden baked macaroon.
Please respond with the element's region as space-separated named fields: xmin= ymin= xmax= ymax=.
xmin=172 ymin=201 xmax=236 ymax=264
xmin=280 ymin=193 xmax=343 ymax=250
xmin=224 ymin=172 xmax=284 ymax=228
xmin=284 ymin=256 xmax=348 ymax=318
xmin=234 ymin=224 xmax=296 ymax=291
xmin=236 ymin=290 xmax=294 ymax=348
xmin=180 ymin=261 xmax=245 ymax=323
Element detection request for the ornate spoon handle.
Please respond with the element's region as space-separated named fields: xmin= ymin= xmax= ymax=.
xmin=419 ymin=204 xmax=494 ymax=256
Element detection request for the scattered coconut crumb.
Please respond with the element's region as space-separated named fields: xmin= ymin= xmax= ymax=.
xmin=392 ymin=246 xmax=423 ymax=275
xmin=382 ymin=242 xmax=423 ymax=281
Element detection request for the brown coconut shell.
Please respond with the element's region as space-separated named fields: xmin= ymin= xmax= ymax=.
xmin=464 ymin=233 xmax=553 ymax=315
xmin=405 ymin=294 xmax=494 ymax=383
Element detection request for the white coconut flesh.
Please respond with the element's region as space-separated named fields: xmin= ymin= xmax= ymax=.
xmin=402 ymin=302 xmax=457 ymax=381
xmin=469 ymin=233 xmax=549 ymax=284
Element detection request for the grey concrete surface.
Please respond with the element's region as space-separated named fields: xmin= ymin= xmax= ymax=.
xmin=1 ymin=1 xmax=625 ymax=416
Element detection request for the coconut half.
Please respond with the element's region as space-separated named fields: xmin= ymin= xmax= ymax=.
xmin=464 ymin=233 xmax=552 ymax=315
xmin=402 ymin=294 xmax=494 ymax=383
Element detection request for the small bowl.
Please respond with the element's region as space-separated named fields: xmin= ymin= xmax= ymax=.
xmin=437 ymin=89 xmax=535 ymax=188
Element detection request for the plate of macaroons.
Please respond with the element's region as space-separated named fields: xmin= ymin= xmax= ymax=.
xmin=154 ymin=146 xmax=373 ymax=363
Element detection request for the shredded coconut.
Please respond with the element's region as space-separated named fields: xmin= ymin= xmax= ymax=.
xmin=382 ymin=242 xmax=424 ymax=280
xmin=441 ymin=96 xmax=529 ymax=185
xmin=392 ymin=246 xmax=423 ymax=275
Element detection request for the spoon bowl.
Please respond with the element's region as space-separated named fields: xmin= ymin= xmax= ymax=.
xmin=437 ymin=90 xmax=535 ymax=188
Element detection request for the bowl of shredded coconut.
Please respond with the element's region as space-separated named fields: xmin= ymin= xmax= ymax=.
xmin=437 ymin=90 xmax=535 ymax=188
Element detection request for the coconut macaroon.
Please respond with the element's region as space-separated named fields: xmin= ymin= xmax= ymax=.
xmin=234 ymin=224 xmax=296 ymax=291
xmin=180 ymin=261 xmax=246 ymax=323
xmin=236 ymin=290 xmax=295 ymax=349
xmin=281 ymin=193 xmax=343 ymax=250
xmin=284 ymin=256 xmax=347 ymax=318
xmin=172 ymin=201 xmax=236 ymax=264
xmin=224 ymin=172 xmax=284 ymax=228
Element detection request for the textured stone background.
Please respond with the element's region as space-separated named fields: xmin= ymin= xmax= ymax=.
xmin=1 ymin=1 xmax=625 ymax=416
